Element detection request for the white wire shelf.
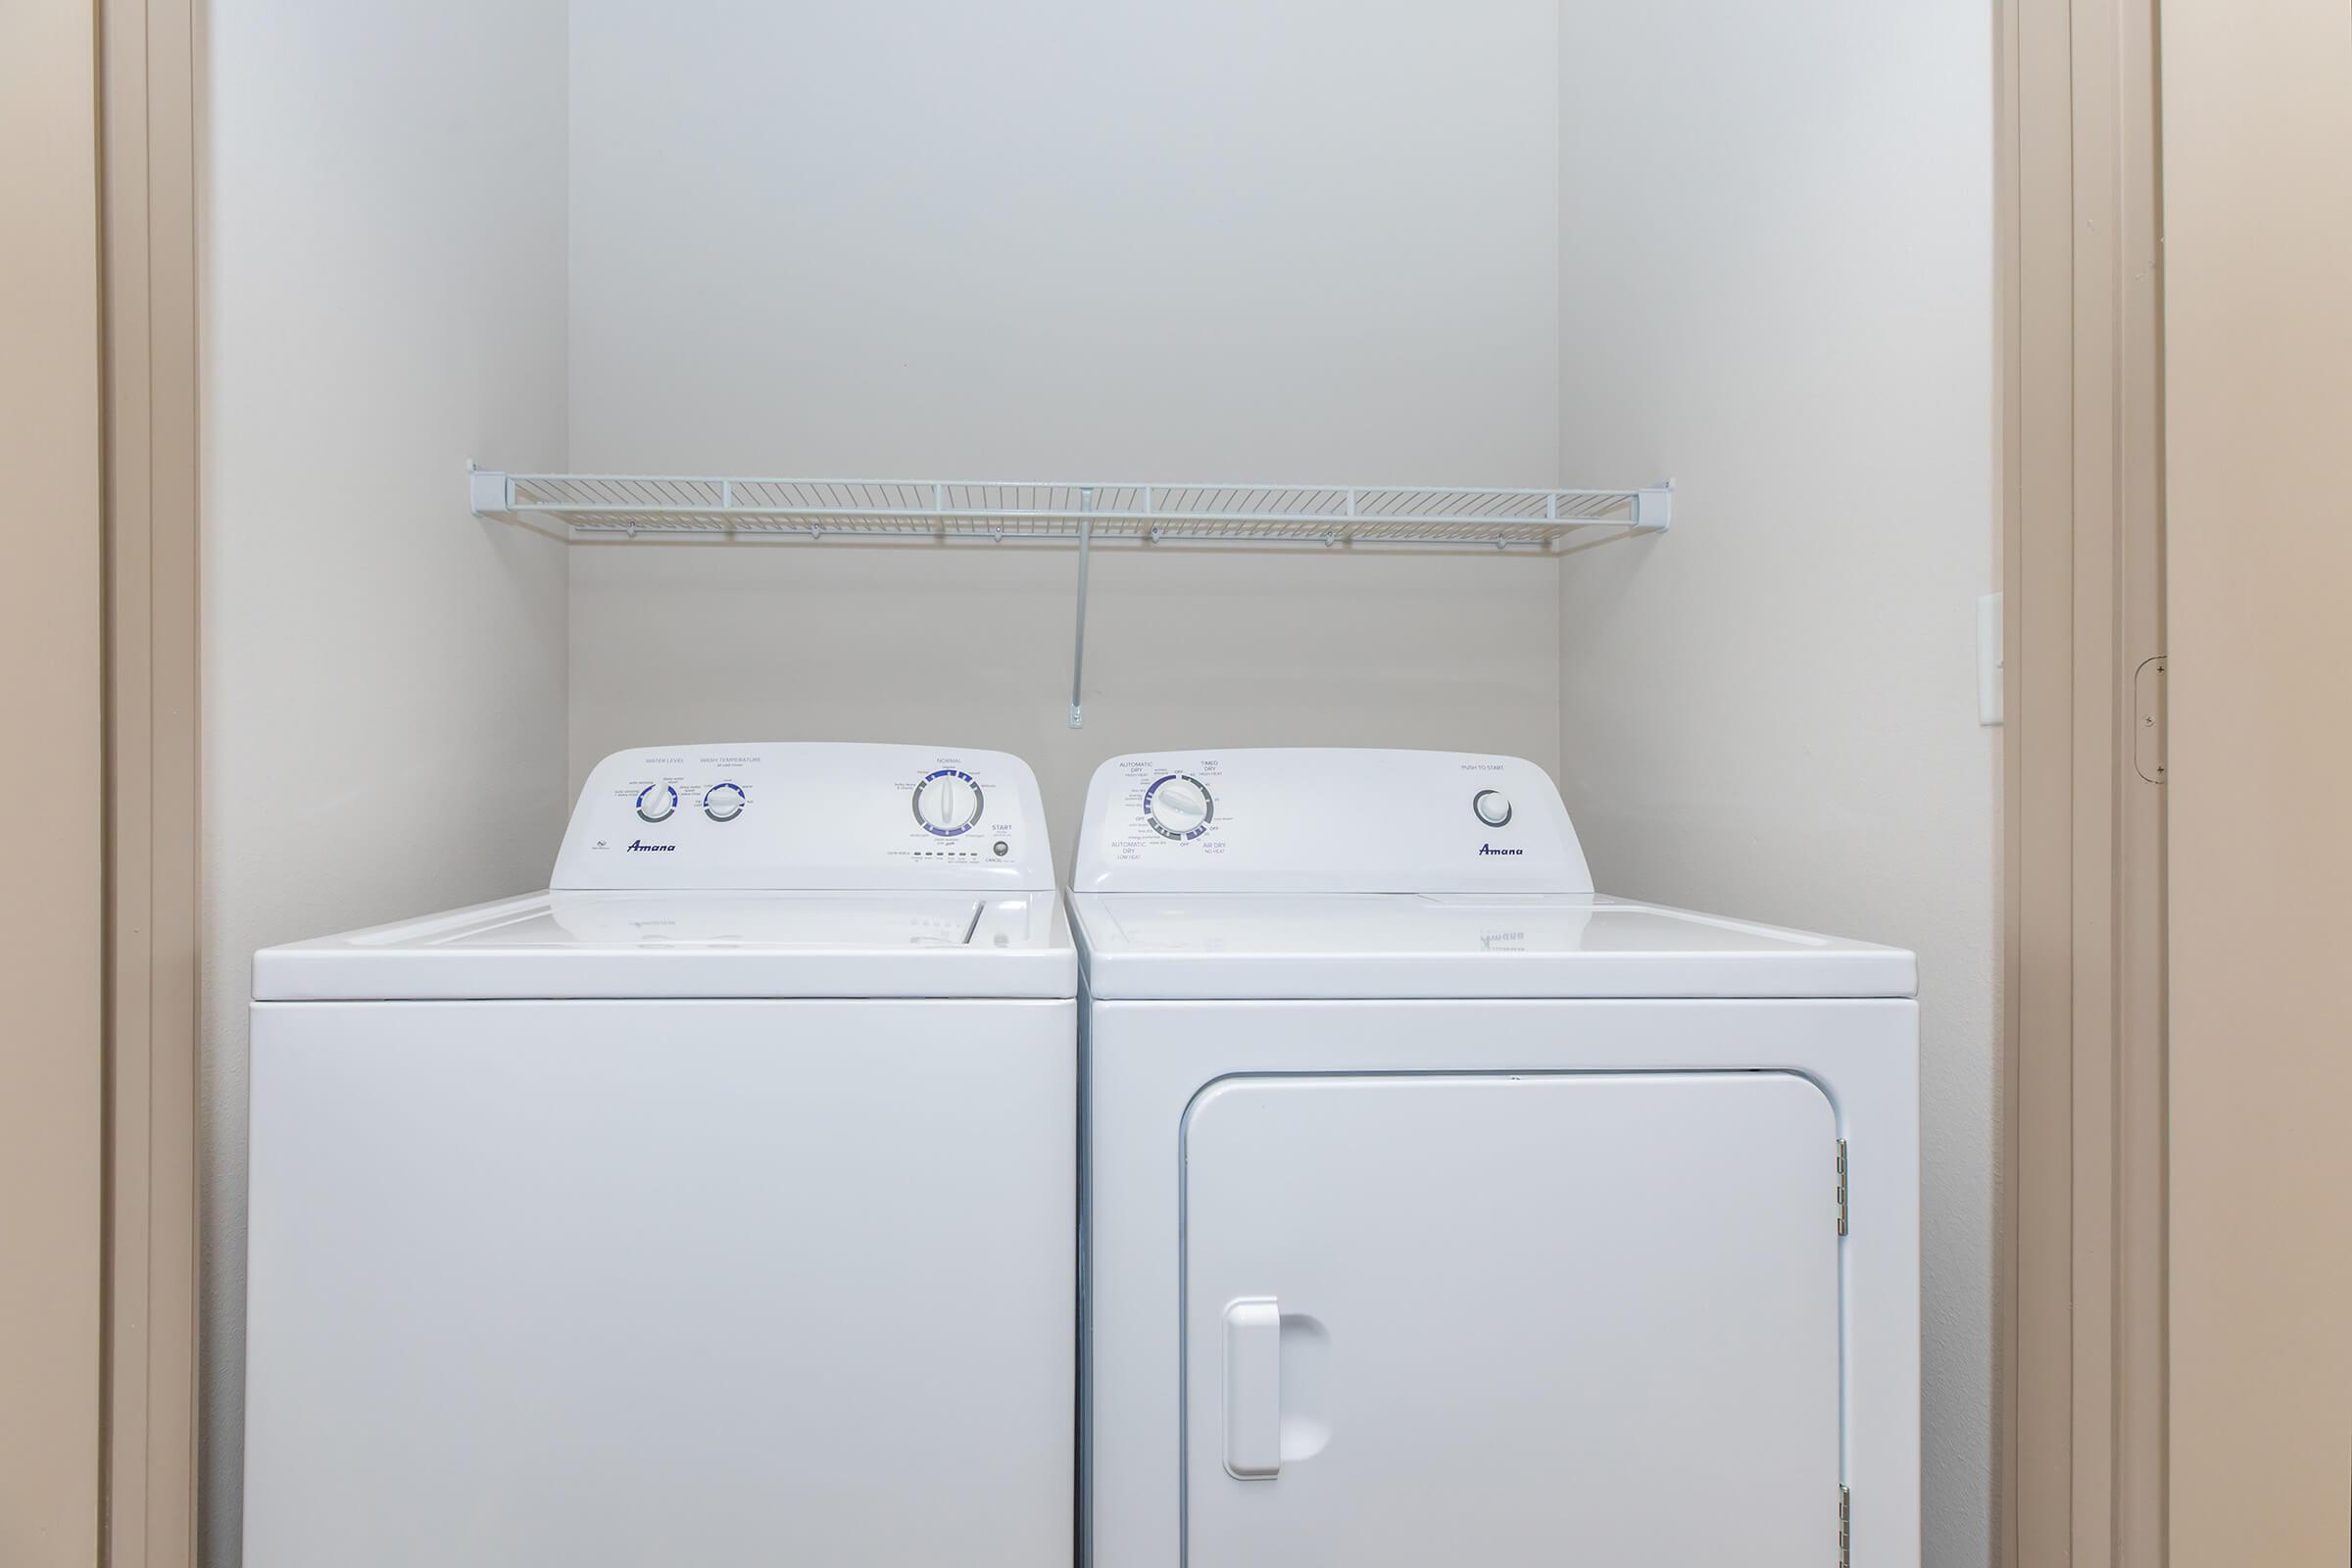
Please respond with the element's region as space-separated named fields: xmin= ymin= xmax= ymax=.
xmin=468 ymin=464 xmax=1671 ymax=730
xmin=468 ymin=468 xmax=1672 ymax=547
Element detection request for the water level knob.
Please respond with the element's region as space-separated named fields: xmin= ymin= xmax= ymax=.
xmin=913 ymin=769 xmax=984 ymax=836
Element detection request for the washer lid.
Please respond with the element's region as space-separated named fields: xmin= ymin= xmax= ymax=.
xmin=1070 ymin=892 xmax=1915 ymax=1001
xmin=254 ymin=890 xmax=1076 ymax=1001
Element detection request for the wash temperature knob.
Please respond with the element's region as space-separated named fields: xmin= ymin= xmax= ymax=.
xmin=705 ymin=782 xmax=747 ymax=821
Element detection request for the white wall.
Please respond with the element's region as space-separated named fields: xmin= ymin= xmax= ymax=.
xmin=564 ymin=0 xmax=1567 ymax=852
xmin=1554 ymin=6 xmax=1999 ymax=1566
xmin=198 ymin=3 xmax=571 ymax=1561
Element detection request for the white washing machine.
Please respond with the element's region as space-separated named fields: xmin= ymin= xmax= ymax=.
xmin=244 ymin=743 xmax=1076 ymax=1568
xmin=1073 ymin=749 xmax=1919 ymax=1568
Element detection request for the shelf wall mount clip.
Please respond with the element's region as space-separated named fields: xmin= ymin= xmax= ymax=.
xmin=467 ymin=463 xmax=514 ymax=516
xmin=1633 ymin=481 xmax=1674 ymax=532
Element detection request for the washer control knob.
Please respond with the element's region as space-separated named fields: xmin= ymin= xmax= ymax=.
xmin=913 ymin=769 xmax=984 ymax=836
xmin=704 ymin=781 xmax=747 ymax=822
xmin=636 ymin=783 xmax=679 ymax=823
xmin=1145 ymin=773 xmax=1214 ymax=840
xmin=1472 ymin=789 xmax=1513 ymax=828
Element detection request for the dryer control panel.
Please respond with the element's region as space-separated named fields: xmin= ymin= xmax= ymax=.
xmin=553 ymin=743 xmax=1052 ymax=891
xmin=1070 ymin=749 xmax=1592 ymax=894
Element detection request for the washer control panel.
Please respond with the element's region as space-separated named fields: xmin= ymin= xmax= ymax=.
xmin=1071 ymin=749 xmax=1592 ymax=894
xmin=554 ymin=743 xmax=1050 ymax=891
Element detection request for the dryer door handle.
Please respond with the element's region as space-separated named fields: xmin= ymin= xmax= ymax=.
xmin=1222 ymin=1298 xmax=1282 ymax=1480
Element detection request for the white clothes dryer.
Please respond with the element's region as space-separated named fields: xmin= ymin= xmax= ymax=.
xmin=244 ymin=743 xmax=1075 ymax=1568
xmin=1073 ymin=748 xmax=1919 ymax=1568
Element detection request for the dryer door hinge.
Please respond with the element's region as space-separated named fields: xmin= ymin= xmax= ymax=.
xmin=1838 ymin=1485 xmax=1852 ymax=1567
xmin=1836 ymin=1140 xmax=1850 ymax=1237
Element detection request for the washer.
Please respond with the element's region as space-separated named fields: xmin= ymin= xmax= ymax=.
xmin=1073 ymin=749 xmax=1919 ymax=1568
xmin=244 ymin=743 xmax=1075 ymax=1568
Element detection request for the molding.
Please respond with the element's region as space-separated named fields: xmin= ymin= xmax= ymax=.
xmin=2160 ymin=0 xmax=2352 ymax=1558
xmin=0 ymin=0 xmax=107 ymax=1558
xmin=100 ymin=0 xmax=203 ymax=1559
xmin=1998 ymin=0 xmax=2167 ymax=1562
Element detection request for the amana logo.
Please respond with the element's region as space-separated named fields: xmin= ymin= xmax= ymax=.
xmin=1478 ymin=843 xmax=1524 ymax=857
xmin=626 ymin=839 xmax=676 ymax=853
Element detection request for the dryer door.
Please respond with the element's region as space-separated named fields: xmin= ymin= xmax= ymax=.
xmin=1181 ymin=1072 xmax=1840 ymax=1567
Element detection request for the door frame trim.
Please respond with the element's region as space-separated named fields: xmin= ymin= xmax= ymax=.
xmin=1 ymin=0 xmax=107 ymax=1557
xmin=99 ymin=0 xmax=204 ymax=1560
xmin=2158 ymin=1 xmax=2352 ymax=1558
xmin=1997 ymin=0 xmax=2168 ymax=1562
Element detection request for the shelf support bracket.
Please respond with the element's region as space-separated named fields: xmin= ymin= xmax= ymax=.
xmin=1068 ymin=486 xmax=1095 ymax=729
xmin=467 ymin=464 xmax=513 ymax=515
xmin=1633 ymin=481 xmax=1674 ymax=533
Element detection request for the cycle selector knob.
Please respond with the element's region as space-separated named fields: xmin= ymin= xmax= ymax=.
xmin=635 ymin=783 xmax=678 ymax=823
xmin=1145 ymin=773 xmax=1214 ymax=840
xmin=1472 ymin=789 xmax=1513 ymax=828
xmin=913 ymin=769 xmax=984 ymax=836
xmin=704 ymin=781 xmax=747 ymax=822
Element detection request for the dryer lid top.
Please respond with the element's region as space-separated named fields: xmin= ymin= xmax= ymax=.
xmin=1069 ymin=892 xmax=1915 ymax=1001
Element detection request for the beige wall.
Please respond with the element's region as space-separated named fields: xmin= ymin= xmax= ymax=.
xmin=564 ymin=0 xmax=1568 ymax=830
xmin=0 ymin=0 xmax=104 ymax=1561
xmin=2163 ymin=0 xmax=2352 ymax=1560
xmin=1552 ymin=5 xmax=2001 ymax=1564
xmin=197 ymin=3 xmax=572 ymax=1561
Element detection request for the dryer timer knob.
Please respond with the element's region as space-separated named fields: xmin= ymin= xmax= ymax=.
xmin=1145 ymin=774 xmax=1214 ymax=840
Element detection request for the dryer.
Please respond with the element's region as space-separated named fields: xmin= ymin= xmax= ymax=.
xmin=1073 ymin=749 xmax=1919 ymax=1568
xmin=244 ymin=743 xmax=1075 ymax=1568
